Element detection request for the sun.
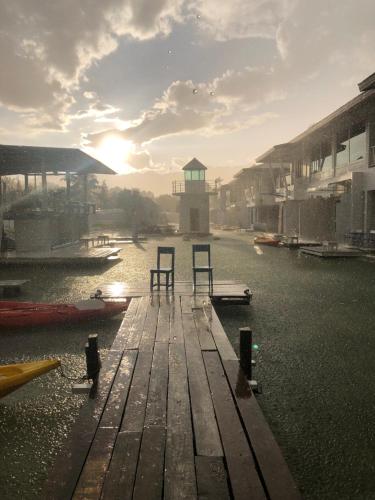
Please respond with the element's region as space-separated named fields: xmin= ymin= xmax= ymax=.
xmin=95 ymin=135 xmax=135 ymax=174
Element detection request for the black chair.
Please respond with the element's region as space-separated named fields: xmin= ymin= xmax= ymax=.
xmin=192 ymin=244 xmax=213 ymax=292
xmin=150 ymin=246 xmax=175 ymax=290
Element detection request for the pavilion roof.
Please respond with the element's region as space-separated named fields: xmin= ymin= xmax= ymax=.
xmin=0 ymin=144 xmax=116 ymax=176
xmin=182 ymin=157 xmax=207 ymax=171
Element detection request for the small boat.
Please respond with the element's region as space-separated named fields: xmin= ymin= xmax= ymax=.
xmin=0 ymin=299 xmax=128 ymax=328
xmin=254 ymin=236 xmax=281 ymax=247
xmin=0 ymin=359 xmax=61 ymax=398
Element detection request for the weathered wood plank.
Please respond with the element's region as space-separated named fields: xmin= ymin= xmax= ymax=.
xmin=43 ymin=349 xmax=125 ymax=500
xmin=210 ymin=307 xmax=238 ymax=361
xmin=195 ymin=456 xmax=230 ymax=500
xmin=203 ymin=351 xmax=266 ymax=500
xmin=120 ymin=350 xmax=153 ymax=433
xmin=193 ymin=307 xmax=216 ymax=351
xmin=155 ymin=295 xmax=170 ymax=342
xmin=144 ymin=341 xmax=169 ymax=427
xmin=169 ymin=296 xmax=183 ymax=343
xmin=223 ymin=360 xmax=302 ymax=500
xmin=138 ymin=297 xmax=159 ymax=351
xmin=101 ymin=431 xmax=142 ymax=500
xmin=111 ymin=297 xmax=140 ymax=351
xmin=181 ymin=294 xmax=192 ymax=314
xmin=164 ymin=343 xmax=196 ymax=499
xmin=132 ymin=426 xmax=166 ymax=500
xmin=182 ymin=313 xmax=223 ymax=457
xmin=124 ymin=296 xmax=149 ymax=349
xmin=73 ymin=351 xmax=137 ymax=499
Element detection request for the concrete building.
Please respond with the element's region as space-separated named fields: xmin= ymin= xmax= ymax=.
xmin=172 ymin=158 xmax=217 ymax=235
xmin=255 ymin=72 xmax=375 ymax=242
xmin=213 ymin=164 xmax=289 ymax=231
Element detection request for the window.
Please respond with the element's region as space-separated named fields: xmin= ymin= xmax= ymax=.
xmin=184 ymin=170 xmax=192 ymax=181
xmin=186 ymin=169 xmax=205 ymax=181
xmin=336 ymin=129 xmax=350 ymax=168
xmin=311 ymin=146 xmax=321 ymax=173
xmin=349 ymin=122 xmax=366 ymax=163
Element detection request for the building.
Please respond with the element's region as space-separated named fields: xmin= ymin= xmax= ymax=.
xmin=172 ymin=158 xmax=217 ymax=235
xmin=0 ymin=144 xmax=115 ymax=254
xmin=214 ymin=163 xmax=290 ymax=231
xmin=255 ymin=72 xmax=375 ymax=242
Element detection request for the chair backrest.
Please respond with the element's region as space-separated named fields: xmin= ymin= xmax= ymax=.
xmin=157 ymin=246 xmax=175 ymax=269
xmin=192 ymin=244 xmax=211 ymax=267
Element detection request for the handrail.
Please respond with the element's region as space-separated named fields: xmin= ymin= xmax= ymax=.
xmin=172 ymin=180 xmax=218 ymax=194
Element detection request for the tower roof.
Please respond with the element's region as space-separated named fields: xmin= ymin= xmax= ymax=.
xmin=182 ymin=157 xmax=207 ymax=171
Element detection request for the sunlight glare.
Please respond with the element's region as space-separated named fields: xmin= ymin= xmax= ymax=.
xmin=96 ymin=135 xmax=135 ymax=174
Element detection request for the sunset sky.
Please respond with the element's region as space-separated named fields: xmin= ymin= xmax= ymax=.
xmin=1 ymin=1 xmax=375 ymax=193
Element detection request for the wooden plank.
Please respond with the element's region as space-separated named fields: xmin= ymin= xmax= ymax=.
xmin=203 ymin=351 xmax=266 ymax=500
xmin=195 ymin=456 xmax=230 ymax=500
xmin=182 ymin=313 xmax=223 ymax=457
xmin=144 ymin=341 xmax=169 ymax=427
xmin=43 ymin=349 xmax=124 ymax=500
xmin=210 ymin=307 xmax=238 ymax=361
xmin=101 ymin=431 xmax=142 ymax=500
xmin=181 ymin=295 xmax=192 ymax=314
xmin=223 ymin=360 xmax=302 ymax=500
xmin=155 ymin=296 xmax=170 ymax=342
xmin=169 ymin=296 xmax=183 ymax=343
xmin=124 ymin=296 xmax=149 ymax=349
xmin=138 ymin=297 xmax=159 ymax=351
xmin=193 ymin=307 xmax=216 ymax=351
xmin=120 ymin=350 xmax=153 ymax=433
xmin=164 ymin=343 xmax=196 ymax=499
xmin=132 ymin=426 xmax=166 ymax=500
xmin=73 ymin=351 xmax=137 ymax=499
xmin=110 ymin=297 xmax=140 ymax=351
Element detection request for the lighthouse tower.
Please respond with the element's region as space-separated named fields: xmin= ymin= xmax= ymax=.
xmin=172 ymin=158 xmax=216 ymax=235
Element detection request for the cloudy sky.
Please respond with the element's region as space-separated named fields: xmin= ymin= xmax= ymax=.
xmin=0 ymin=0 xmax=374 ymax=193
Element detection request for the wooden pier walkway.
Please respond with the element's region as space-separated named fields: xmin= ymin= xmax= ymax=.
xmin=0 ymin=247 xmax=121 ymax=266
xmin=44 ymin=292 xmax=300 ymax=500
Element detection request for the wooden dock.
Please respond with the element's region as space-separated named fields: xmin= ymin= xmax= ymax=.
xmin=92 ymin=280 xmax=252 ymax=305
xmin=299 ymin=246 xmax=361 ymax=258
xmin=44 ymin=290 xmax=301 ymax=500
xmin=0 ymin=247 xmax=121 ymax=266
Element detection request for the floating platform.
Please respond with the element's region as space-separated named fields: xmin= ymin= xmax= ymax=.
xmin=281 ymin=241 xmax=322 ymax=249
xmin=0 ymin=279 xmax=29 ymax=297
xmin=44 ymin=293 xmax=300 ymax=500
xmin=92 ymin=280 xmax=252 ymax=305
xmin=299 ymin=246 xmax=361 ymax=258
xmin=0 ymin=247 xmax=121 ymax=266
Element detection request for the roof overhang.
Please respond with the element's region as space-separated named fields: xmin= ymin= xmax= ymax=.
xmin=0 ymin=145 xmax=116 ymax=176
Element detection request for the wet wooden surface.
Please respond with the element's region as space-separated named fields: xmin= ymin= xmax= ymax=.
xmin=44 ymin=293 xmax=301 ymax=500
xmin=0 ymin=247 xmax=121 ymax=265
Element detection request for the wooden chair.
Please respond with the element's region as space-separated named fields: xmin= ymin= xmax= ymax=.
xmin=192 ymin=244 xmax=213 ymax=292
xmin=150 ymin=246 xmax=175 ymax=290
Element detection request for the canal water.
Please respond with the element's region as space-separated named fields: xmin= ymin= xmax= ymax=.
xmin=0 ymin=231 xmax=374 ymax=500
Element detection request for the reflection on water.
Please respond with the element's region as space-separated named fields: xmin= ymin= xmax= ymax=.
xmin=1 ymin=232 xmax=375 ymax=499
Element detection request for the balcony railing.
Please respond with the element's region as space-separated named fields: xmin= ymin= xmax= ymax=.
xmin=172 ymin=180 xmax=218 ymax=195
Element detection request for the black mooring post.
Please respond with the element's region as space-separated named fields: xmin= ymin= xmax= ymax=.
xmin=240 ymin=327 xmax=252 ymax=379
xmin=85 ymin=334 xmax=101 ymax=381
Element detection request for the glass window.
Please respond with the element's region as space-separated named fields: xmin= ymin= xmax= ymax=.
xmin=311 ymin=146 xmax=320 ymax=174
xmin=184 ymin=170 xmax=192 ymax=181
xmin=349 ymin=123 xmax=366 ymax=163
xmin=200 ymin=169 xmax=205 ymax=180
xmin=320 ymin=140 xmax=333 ymax=174
xmin=336 ymin=129 xmax=349 ymax=168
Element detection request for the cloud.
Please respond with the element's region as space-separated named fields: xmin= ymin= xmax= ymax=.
xmin=188 ymin=0 xmax=293 ymax=41
xmin=0 ymin=0 xmax=185 ymax=128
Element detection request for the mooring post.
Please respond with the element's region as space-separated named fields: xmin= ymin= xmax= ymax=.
xmin=85 ymin=334 xmax=101 ymax=381
xmin=240 ymin=327 xmax=253 ymax=379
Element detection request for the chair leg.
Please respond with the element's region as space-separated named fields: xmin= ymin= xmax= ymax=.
xmin=166 ymin=272 xmax=169 ymax=289
xmin=157 ymin=273 xmax=160 ymax=290
xmin=150 ymin=271 xmax=154 ymax=291
xmin=172 ymin=271 xmax=174 ymax=289
xmin=193 ymin=271 xmax=196 ymax=293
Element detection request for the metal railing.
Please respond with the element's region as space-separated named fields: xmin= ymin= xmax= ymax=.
xmin=172 ymin=180 xmax=218 ymax=195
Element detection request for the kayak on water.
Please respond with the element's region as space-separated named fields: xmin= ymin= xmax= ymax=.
xmin=0 ymin=359 xmax=61 ymax=398
xmin=0 ymin=298 xmax=128 ymax=328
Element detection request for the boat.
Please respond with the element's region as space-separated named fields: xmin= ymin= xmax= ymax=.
xmin=254 ymin=236 xmax=281 ymax=247
xmin=0 ymin=299 xmax=128 ymax=328
xmin=0 ymin=359 xmax=61 ymax=398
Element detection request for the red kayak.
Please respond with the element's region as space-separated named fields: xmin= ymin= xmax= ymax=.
xmin=0 ymin=299 xmax=128 ymax=328
xmin=254 ymin=236 xmax=280 ymax=247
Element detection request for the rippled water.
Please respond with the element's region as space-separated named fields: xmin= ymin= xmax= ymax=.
xmin=0 ymin=232 xmax=374 ymax=499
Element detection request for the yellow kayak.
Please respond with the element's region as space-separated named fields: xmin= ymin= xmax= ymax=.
xmin=0 ymin=359 xmax=61 ymax=398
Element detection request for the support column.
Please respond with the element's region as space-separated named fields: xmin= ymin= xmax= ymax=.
xmin=41 ymin=168 xmax=48 ymax=210
xmin=24 ymin=174 xmax=29 ymax=194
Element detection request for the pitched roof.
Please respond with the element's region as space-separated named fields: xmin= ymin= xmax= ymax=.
xmin=182 ymin=157 xmax=207 ymax=170
xmin=0 ymin=144 xmax=116 ymax=176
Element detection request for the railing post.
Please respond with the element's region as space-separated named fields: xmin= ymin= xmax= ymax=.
xmin=85 ymin=334 xmax=101 ymax=381
xmin=240 ymin=327 xmax=253 ymax=379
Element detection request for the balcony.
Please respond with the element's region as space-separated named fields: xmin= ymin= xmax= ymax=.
xmin=172 ymin=180 xmax=218 ymax=195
